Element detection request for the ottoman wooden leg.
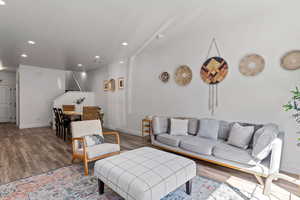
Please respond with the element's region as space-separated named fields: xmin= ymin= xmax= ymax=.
xmin=186 ymin=180 xmax=192 ymax=195
xmin=98 ymin=179 xmax=104 ymax=195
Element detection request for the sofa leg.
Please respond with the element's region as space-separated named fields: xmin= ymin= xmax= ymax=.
xmin=263 ymin=175 xmax=274 ymax=196
xmin=254 ymin=174 xmax=264 ymax=186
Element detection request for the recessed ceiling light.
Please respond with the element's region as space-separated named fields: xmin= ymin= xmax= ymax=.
xmin=0 ymin=0 xmax=6 ymax=6
xmin=95 ymin=56 xmax=100 ymax=59
xmin=27 ymin=40 xmax=36 ymax=45
xmin=119 ymin=61 xmax=125 ymax=64
xmin=77 ymin=64 xmax=83 ymax=67
xmin=121 ymin=42 xmax=128 ymax=46
xmin=21 ymin=54 xmax=28 ymax=58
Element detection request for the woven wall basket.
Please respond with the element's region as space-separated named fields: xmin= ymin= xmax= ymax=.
xmin=239 ymin=54 xmax=265 ymax=76
xmin=281 ymin=50 xmax=300 ymax=70
xmin=175 ymin=65 xmax=192 ymax=86
xmin=159 ymin=71 xmax=170 ymax=83
xmin=200 ymin=57 xmax=228 ymax=84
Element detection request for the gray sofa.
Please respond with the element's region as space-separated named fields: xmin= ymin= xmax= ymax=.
xmin=150 ymin=116 xmax=283 ymax=184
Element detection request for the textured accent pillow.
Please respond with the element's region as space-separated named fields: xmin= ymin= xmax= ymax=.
xmin=227 ymin=123 xmax=254 ymax=149
xmin=84 ymin=134 xmax=105 ymax=147
xmin=252 ymin=124 xmax=279 ymax=160
xmin=170 ymin=119 xmax=188 ymax=136
xmin=197 ymin=119 xmax=219 ymax=140
xmin=152 ymin=116 xmax=169 ymax=135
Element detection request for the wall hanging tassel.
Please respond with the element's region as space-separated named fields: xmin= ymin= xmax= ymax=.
xmin=200 ymin=38 xmax=229 ymax=116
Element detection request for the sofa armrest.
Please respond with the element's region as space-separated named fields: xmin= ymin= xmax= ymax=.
xmin=269 ymin=138 xmax=283 ymax=174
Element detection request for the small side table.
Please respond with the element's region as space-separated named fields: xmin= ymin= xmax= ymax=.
xmin=141 ymin=118 xmax=152 ymax=141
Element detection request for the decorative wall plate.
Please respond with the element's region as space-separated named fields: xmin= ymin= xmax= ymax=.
xmin=200 ymin=57 xmax=228 ymax=84
xmin=281 ymin=50 xmax=300 ymax=70
xmin=159 ymin=72 xmax=170 ymax=83
xmin=175 ymin=65 xmax=192 ymax=86
xmin=109 ymin=78 xmax=115 ymax=91
xmin=239 ymin=54 xmax=265 ymax=76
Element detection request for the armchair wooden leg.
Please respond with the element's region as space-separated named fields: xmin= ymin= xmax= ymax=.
xmin=84 ymin=159 xmax=89 ymax=176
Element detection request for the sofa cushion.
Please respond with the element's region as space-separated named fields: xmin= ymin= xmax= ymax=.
xmin=180 ymin=136 xmax=219 ymax=155
xmin=213 ymin=143 xmax=259 ymax=166
xmin=156 ymin=134 xmax=185 ymax=147
xmin=152 ymin=116 xmax=169 ymax=135
xmin=188 ymin=118 xmax=199 ymax=135
xmin=170 ymin=118 xmax=188 ymax=136
xmin=227 ymin=123 xmax=254 ymax=149
xmin=218 ymin=120 xmax=231 ymax=140
xmin=197 ymin=118 xmax=219 ymax=140
xmin=252 ymin=123 xmax=279 ymax=161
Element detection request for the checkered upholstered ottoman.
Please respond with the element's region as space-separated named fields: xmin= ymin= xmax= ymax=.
xmin=94 ymin=147 xmax=196 ymax=200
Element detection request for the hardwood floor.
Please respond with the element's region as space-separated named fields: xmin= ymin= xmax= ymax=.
xmin=0 ymin=123 xmax=299 ymax=199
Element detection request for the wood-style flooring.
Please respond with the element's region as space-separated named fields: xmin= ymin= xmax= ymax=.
xmin=0 ymin=123 xmax=299 ymax=199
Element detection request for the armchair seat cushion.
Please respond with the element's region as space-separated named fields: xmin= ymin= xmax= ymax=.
xmin=78 ymin=143 xmax=120 ymax=159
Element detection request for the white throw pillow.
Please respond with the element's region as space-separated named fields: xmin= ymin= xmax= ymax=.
xmin=170 ymin=119 xmax=188 ymax=136
xmin=227 ymin=123 xmax=254 ymax=149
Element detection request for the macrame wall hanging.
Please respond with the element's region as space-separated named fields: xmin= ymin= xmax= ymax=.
xmin=200 ymin=38 xmax=228 ymax=115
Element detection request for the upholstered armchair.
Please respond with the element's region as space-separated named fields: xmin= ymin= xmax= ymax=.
xmin=71 ymin=120 xmax=120 ymax=175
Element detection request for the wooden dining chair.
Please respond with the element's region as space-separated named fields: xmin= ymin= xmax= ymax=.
xmin=53 ymin=108 xmax=60 ymax=137
xmin=62 ymin=105 xmax=75 ymax=112
xmin=58 ymin=108 xmax=71 ymax=141
xmin=82 ymin=106 xmax=101 ymax=121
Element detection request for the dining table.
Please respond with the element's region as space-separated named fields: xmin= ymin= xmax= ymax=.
xmin=63 ymin=111 xmax=83 ymax=121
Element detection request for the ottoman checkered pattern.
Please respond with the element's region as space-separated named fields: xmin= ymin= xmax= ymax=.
xmin=94 ymin=147 xmax=196 ymax=200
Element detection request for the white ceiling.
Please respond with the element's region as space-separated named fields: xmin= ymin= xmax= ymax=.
xmin=1 ymin=0 xmax=297 ymax=72
xmin=0 ymin=0 xmax=202 ymax=71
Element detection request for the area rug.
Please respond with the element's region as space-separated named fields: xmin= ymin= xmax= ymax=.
xmin=0 ymin=165 xmax=250 ymax=200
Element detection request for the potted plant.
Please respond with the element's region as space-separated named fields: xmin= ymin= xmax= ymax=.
xmin=283 ymin=86 xmax=300 ymax=142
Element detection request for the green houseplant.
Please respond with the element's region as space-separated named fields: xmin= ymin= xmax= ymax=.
xmin=283 ymin=86 xmax=300 ymax=141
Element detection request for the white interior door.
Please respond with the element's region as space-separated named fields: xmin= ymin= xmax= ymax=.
xmin=0 ymin=86 xmax=16 ymax=122
xmin=0 ymin=86 xmax=10 ymax=122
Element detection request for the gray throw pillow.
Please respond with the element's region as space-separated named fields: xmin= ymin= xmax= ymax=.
xmin=170 ymin=118 xmax=188 ymax=136
xmin=79 ymin=134 xmax=104 ymax=148
xmin=152 ymin=116 xmax=169 ymax=135
xmin=252 ymin=123 xmax=279 ymax=160
xmin=227 ymin=123 xmax=254 ymax=149
xmin=197 ymin=118 xmax=219 ymax=140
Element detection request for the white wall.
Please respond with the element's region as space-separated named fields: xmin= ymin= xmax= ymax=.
xmin=0 ymin=71 xmax=16 ymax=87
xmin=87 ymin=0 xmax=300 ymax=174
xmin=18 ymin=65 xmax=66 ymax=128
xmin=86 ymin=63 xmax=127 ymax=128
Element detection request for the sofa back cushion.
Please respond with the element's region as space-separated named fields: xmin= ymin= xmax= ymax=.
xmin=188 ymin=118 xmax=199 ymax=135
xmin=227 ymin=123 xmax=254 ymax=149
xmin=252 ymin=123 xmax=279 ymax=161
xmin=170 ymin=118 xmax=189 ymax=136
xmin=218 ymin=120 xmax=231 ymax=140
xmin=152 ymin=116 xmax=169 ymax=135
xmin=197 ymin=118 xmax=219 ymax=140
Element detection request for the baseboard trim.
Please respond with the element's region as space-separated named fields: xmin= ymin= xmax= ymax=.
xmin=19 ymin=122 xmax=50 ymax=129
xmin=116 ymin=128 xmax=141 ymax=136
